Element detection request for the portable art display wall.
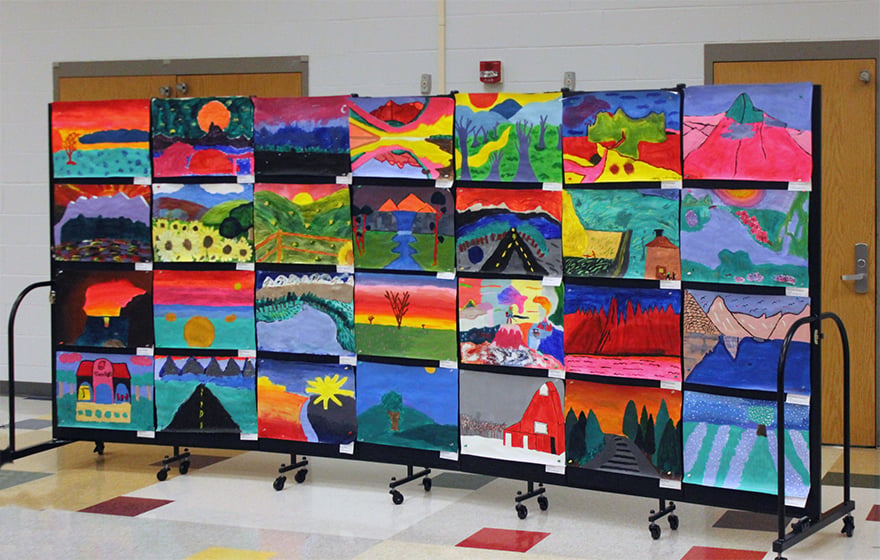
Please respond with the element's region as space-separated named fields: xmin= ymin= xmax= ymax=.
xmin=48 ymin=81 xmax=822 ymax=520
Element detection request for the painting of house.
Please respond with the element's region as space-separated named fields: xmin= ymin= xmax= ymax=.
xmin=503 ymin=381 xmax=566 ymax=455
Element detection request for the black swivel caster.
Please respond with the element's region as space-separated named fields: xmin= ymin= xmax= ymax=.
xmin=273 ymin=476 xmax=286 ymax=491
xmin=93 ymin=441 xmax=105 ymax=455
xmin=537 ymin=495 xmax=549 ymax=511
xmin=668 ymin=513 xmax=679 ymax=530
xmin=294 ymin=469 xmax=308 ymax=483
xmin=157 ymin=467 xmax=169 ymax=481
xmin=841 ymin=515 xmax=854 ymax=537
xmin=516 ymin=503 xmax=528 ymax=519
xmin=422 ymin=477 xmax=432 ymax=491
xmin=178 ymin=460 xmax=190 ymax=475
xmin=649 ymin=522 xmax=661 ymax=540
xmin=391 ymin=489 xmax=404 ymax=505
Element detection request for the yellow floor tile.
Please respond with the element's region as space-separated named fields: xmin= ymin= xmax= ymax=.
xmin=186 ymin=547 xmax=276 ymax=560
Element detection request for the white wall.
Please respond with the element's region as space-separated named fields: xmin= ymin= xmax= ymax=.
xmin=1 ymin=0 xmax=878 ymax=384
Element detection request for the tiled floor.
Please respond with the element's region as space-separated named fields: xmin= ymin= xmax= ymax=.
xmin=1 ymin=396 xmax=878 ymax=559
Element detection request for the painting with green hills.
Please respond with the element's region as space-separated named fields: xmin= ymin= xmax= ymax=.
xmin=254 ymin=183 xmax=353 ymax=266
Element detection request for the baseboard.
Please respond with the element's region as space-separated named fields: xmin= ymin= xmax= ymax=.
xmin=0 ymin=381 xmax=52 ymax=398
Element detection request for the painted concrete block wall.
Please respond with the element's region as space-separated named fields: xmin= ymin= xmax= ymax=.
xmin=1 ymin=0 xmax=878 ymax=383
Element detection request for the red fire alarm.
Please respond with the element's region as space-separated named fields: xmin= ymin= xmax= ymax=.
xmin=479 ymin=60 xmax=502 ymax=84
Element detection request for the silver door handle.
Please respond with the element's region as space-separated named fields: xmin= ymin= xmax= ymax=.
xmin=841 ymin=273 xmax=867 ymax=281
xmin=842 ymin=243 xmax=869 ymax=294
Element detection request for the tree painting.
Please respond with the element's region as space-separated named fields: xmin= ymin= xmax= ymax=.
xmin=382 ymin=390 xmax=403 ymax=431
xmin=384 ymin=290 xmax=410 ymax=329
xmin=64 ymin=132 xmax=81 ymax=165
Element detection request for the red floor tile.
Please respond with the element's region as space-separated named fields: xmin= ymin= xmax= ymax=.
xmin=79 ymin=496 xmax=173 ymax=517
xmin=867 ymin=504 xmax=880 ymax=522
xmin=456 ymin=527 xmax=550 ymax=553
xmin=680 ymin=546 xmax=767 ymax=560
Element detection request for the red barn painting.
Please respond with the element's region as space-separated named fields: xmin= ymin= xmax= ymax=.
xmin=503 ymin=382 xmax=565 ymax=454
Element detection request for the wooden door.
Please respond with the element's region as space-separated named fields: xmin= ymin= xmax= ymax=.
xmin=714 ymin=59 xmax=877 ymax=446
xmin=58 ymin=75 xmax=176 ymax=101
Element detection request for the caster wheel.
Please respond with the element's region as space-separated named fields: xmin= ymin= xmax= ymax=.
xmin=422 ymin=477 xmax=432 ymax=492
xmin=391 ymin=490 xmax=404 ymax=505
xmin=537 ymin=495 xmax=549 ymax=511
xmin=157 ymin=468 xmax=168 ymax=482
xmin=649 ymin=522 xmax=661 ymax=540
xmin=294 ymin=469 xmax=307 ymax=484
xmin=841 ymin=515 xmax=854 ymax=537
xmin=179 ymin=460 xmax=190 ymax=475
xmin=668 ymin=514 xmax=679 ymax=531
xmin=273 ymin=476 xmax=286 ymax=491
xmin=93 ymin=442 xmax=105 ymax=455
xmin=516 ymin=504 xmax=528 ymax=519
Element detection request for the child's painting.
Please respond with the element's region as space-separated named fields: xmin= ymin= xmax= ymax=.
xmin=255 ymin=270 xmax=354 ymax=356
xmin=683 ymin=391 xmax=810 ymax=499
xmin=454 ymin=92 xmax=563 ymax=183
xmin=684 ymin=290 xmax=811 ymax=393
xmin=564 ymin=284 xmax=680 ymax=381
xmin=153 ymin=183 xmax=253 ymax=262
xmin=51 ymin=99 xmax=151 ymax=178
xmin=681 ymin=188 xmax=810 ymax=287
xmin=257 ymin=358 xmax=356 ymax=444
xmin=356 ymin=361 xmax=458 ymax=453
xmin=565 ymin=379 xmax=682 ymax=481
xmin=349 ymin=96 xmax=454 ymax=180
xmin=459 ymin=278 xmax=564 ymax=370
xmin=460 ymin=370 xmax=565 ymax=467
xmin=153 ymin=270 xmax=255 ymax=351
xmin=683 ymin=83 xmax=813 ymax=182
xmin=54 ymin=269 xmax=153 ymax=348
xmin=155 ymin=354 xmax=256 ymax=434
xmin=53 ymin=184 xmax=151 ymax=262
xmin=352 ymin=185 xmax=453 ymax=272
xmin=253 ymin=95 xmax=351 ymax=177
xmin=354 ymin=273 xmax=457 ymax=361
xmin=563 ymin=188 xmax=680 ymax=279
xmin=562 ymin=90 xmax=682 ymax=183
xmin=456 ymin=187 xmax=562 ymax=276
xmin=253 ymin=183 xmax=353 ymax=265
xmin=55 ymin=351 xmax=154 ymax=431
xmin=152 ymin=96 xmax=254 ymax=177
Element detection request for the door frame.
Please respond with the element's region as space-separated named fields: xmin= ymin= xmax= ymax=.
xmin=705 ymin=40 xmax=880 ymax=444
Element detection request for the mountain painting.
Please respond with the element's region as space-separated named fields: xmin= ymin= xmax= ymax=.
xmin=155 ymin=354 xmax=256 ymax=434
xmin=459 ymin=278 xmax=564 ymax=370
xmin=681 ymin=188 xmax=810 ymax=287
xmin=460 ymin=369 xmax=565 ymax=467
xmin=153 ymin=269 xmax=255 ymax=351
xmin=562 ymin=90 xmax=682 ymax=183
xmin=564 ymin=284 xmax=681 ymax=382
xmin=455 ymin=92 xmax=563 ymax=183
xmin=356 ymin=360 xmax=458 ymax=453
xmin=683 ymin=391 xmax=810 ymax=500
xmin=253 ymin=95 xmax=351 ymax=177
xmin=54 ymin=269 xmax=153 ymax=348
xmin=456 ymin=187 xmax=562 ymax=276
xmin=255 ymin=270 xmax=354 ymax=356
xmin=254 ymin=183 xmax=353 ymax=266
xmin=563 ymin=188 xmax=680 ymax=279
xmin=51 ymin=99 xmax=151 ymax=178
xmin=683 ymin=83 xmax=813 ymax=182
xmin=684 ymin=289 xmax=811 ymax=393
xmin=354 ymin=272 xmax=457 ymax=361
xmin=152 ymin=96 xmax=254 ymax=177
xmin=53 ymin=184 xmax=151 ymax=262
xmin=349 ymin=96 xmax=454 ymax=180
xmin=352 ymin=184 xmax=453 ymax=272
xmin=55 ymin=351 xmax=154 ymax=431
xmin=152 ymin=183 xmax=253 ymax=262
xmin=258 ymin=358 xmax=356 ymax=444
xmin=565 ymin=379 xmax=682 ymax=481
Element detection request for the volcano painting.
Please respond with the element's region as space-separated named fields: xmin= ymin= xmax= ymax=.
xmin=683 ymin=83 xmax=813 ymax=182
xmin=562 ymin=90 xmax=682 ymax=183
xmin=152 ymin=96 xmax=254 ymax=177
xmin=564 ymin=284 xmax=681 ymax=381
xmin=456 ymin=187 xmax=562 ymax=276
xmin=253 ymin=95 xmax=351 ymax=177
xmin=349 ymin=96 xmax=454 ymax=179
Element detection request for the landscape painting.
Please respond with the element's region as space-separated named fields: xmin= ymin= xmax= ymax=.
xmin=565 ymin=379 xmax=682 ymax=481
xmin=152 ymin=96 xmax=254 ymax=177
xmin=55 ymin=351 xmax=154 ymax=431
xmin=683 ymin=391 xmax=810 ymax=499
xmin=255 ymin=270 xmax=354 ymax=356
xmin=258 ymin=358 xmax=356 ymax=444
xmin=562 ymin=90 xmax=682 ymax=183
xmin=356 ymin=361 xmax=458 ymax=453
xmin=153 ymin=183 xmax=253 ymax=262
xmin=155 ymin=354 xmax=256 ymax=434
xmin=456 ymin=187 xmax=562 ymax=276
xmin=354 ymin=272 xmax=457 ymax=361
xmin=253 ymin=95 xmax=351 ymax=177
xmin=459 ymin=278 xmax=564 ymax=370
xmin=564 ymin=284 xmax=681 ymax=381
xmin=54 ymin=269 xmax=153 ymax=348
xmin=460 ymin=370 xmax=565 ymax=467
xmin=153 ymin=270 xmax=255 ymax=351
xmin=349 ymin=96 xmax=454 ymax=180
xmin=681 ymin=188 xmax=810 ymax=287
xmin=352 ymin=184 xmax=453 ymax=272
xmin=563 ymin=188 xmax=680 ymax=279
xmin=683 ymin=82 xmax=813 ymax=182
xmin=53 ymin=184 xmax=151 ymax=262
xmin=254 ymin=183 xmax=353 ymax=265
xmin=51 ymin=99 xmax=151 ymax=178
xmin=684 ymin=289 xmax=811 ymax=393
xmin=455 ymin=92 xmax=563 ymax=183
